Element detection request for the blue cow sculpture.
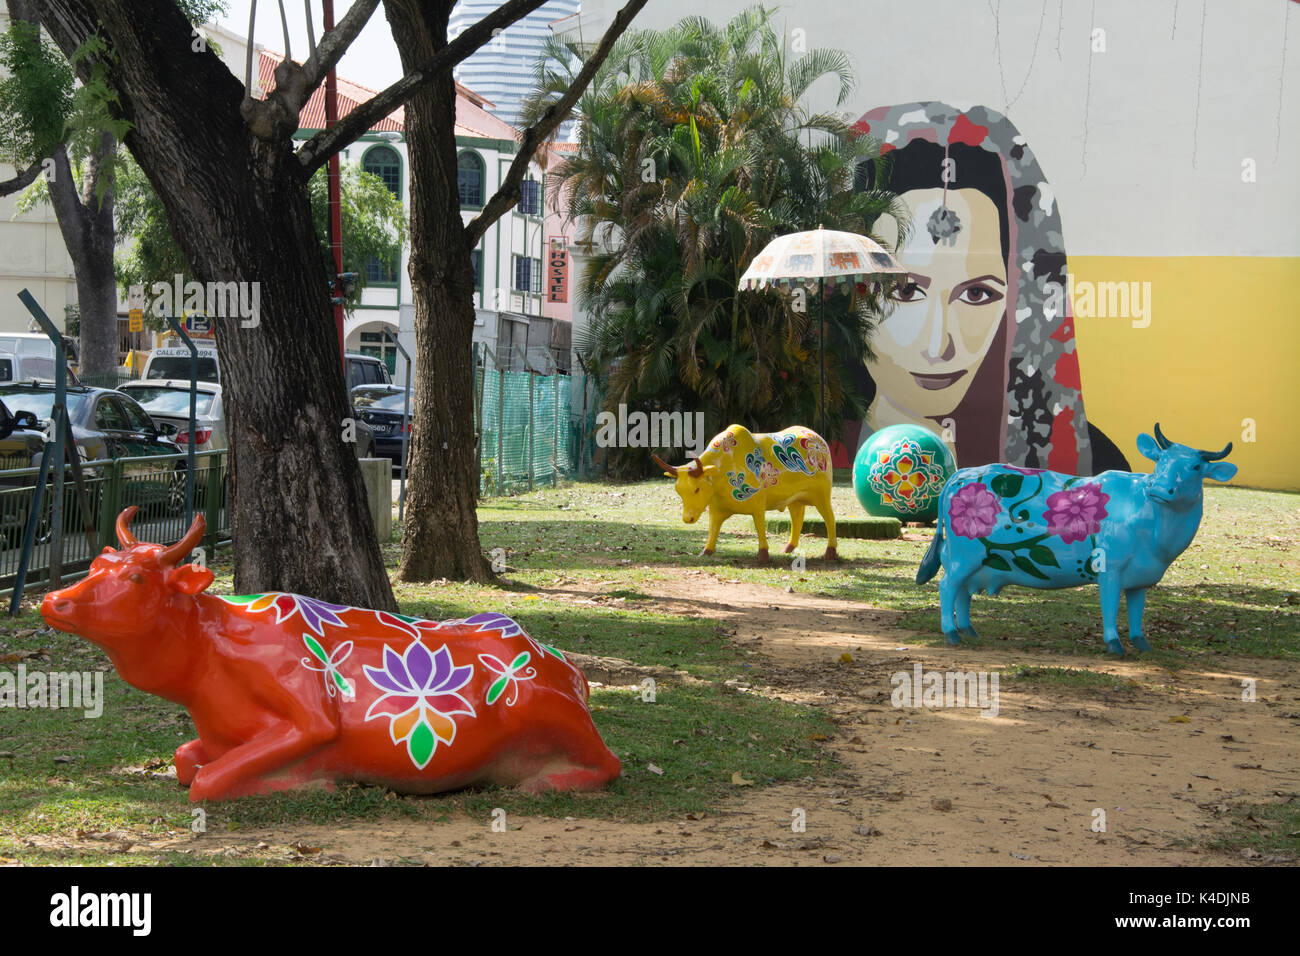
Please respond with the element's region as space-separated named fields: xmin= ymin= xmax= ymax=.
xmin=916 ymin=424 xmax=1236 ymax=654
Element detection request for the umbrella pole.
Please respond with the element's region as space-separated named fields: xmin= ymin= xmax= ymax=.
xmin=819 ymin=276 xmax=825 ymax=438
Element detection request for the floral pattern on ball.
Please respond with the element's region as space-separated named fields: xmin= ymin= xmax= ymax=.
xmin=865 ymin=437 xmax=950 ymax=516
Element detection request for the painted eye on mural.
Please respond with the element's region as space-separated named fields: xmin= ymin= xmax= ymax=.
xmin=890 ymin=279 xmax=927 ymax=303
xmin=952 ymin=282 xmax=1005 ymax=306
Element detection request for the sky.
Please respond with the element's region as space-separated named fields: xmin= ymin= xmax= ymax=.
xmin=214 ymin=1 xmax=406 ymax=92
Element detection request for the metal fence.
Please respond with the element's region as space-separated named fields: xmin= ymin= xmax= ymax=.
xmin=474 ymin=345 xmax=582 ymax=496
xmin=0 ymin=451 xmax=230 ymax=597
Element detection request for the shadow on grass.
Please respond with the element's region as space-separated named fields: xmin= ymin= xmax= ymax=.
xmin=0 ymin=682 xmax=839 ymax=854
xmin=475 ymin=515 xmax=919 ymax=573
xmin=890 ymin=582 xmax=1298 ymax=661
xmin=389 ymin=589 xmax=739 ymax=678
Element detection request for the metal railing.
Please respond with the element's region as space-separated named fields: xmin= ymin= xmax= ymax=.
xmin=0 ymin=451 xmax=230 ymax=597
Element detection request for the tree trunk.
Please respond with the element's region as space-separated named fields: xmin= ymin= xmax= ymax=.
xmin=45 ymin=138 xmax=118 ymax=380
xmin=39 ymin=0 xmax=397 ymax=611
xmin=6 ymin=2 xmax=117 ymax=378
xmin=385 ymin=0 xmax=492 ymax=583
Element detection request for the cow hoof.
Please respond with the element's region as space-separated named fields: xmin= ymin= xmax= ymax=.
xmin=958 ymin=626 xmax=980 ymax=641
xmin=1130 ymin=634 xmax=1152 ymax=652
xmin=699 ymin=548 xmax=715 ymax=557
xmin=943 ymin=631 xmax=962 ymax=645
xmin=756 ymin=549 xmax=770 ymax=566
xmin=783 ymin=543 xmax=796 ymax=554
xmin=1104 ymin=639 xmax=1125 ymax=656
xmin=824 ymin=546 xmax=838 ymax=561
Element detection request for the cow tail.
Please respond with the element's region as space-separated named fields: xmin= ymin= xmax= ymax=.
xmin=916 ymin=518 xmax=943 ymax=585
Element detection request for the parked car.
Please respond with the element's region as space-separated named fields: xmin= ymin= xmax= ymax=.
xmin=118 ymin=378 xmax=377 ymax=462
xmin=118 ymin=380 xmax=227 ymax=452
xmin=0 ymin=397 xmax=43 ymax=471
xmin=0 ymin=349 xmax=81 ymax=385
xmin=352 ymin=384 xmax=413 ymax=466
xmin=142 ymin=345 xmax=221 ymax=383
xmin=0 ymin=383 xmax=190 ymax=516
xmin=0 ymin=396 xmax=52 ymax=543
xmin=346 ymin=352 xmax=392 ymax=390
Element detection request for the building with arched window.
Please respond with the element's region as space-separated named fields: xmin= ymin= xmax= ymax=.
xmin=0 ymin=18 xmax=579 ymax=394
xmin=248 ymin=44 xmax=571 ymax=381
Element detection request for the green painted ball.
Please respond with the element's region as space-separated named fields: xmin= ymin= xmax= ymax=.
xmin=852 ymin=424 xmax=956 ymax=522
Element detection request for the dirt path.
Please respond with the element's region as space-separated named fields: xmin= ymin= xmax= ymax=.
xmin=112 ymin=572 xmax=1297 ymax=866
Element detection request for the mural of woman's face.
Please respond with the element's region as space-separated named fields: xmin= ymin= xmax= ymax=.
xmin=870 ymin=187 xmax=1007 ymax=420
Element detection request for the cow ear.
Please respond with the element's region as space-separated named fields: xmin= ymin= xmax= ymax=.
xmin=1204 ymin=461 xmax=1237 ymax=483
xmin=167 ymin=564 xmax=214 ymax=595
xmin=1135 ymin=433 xmax=1162 ymax=463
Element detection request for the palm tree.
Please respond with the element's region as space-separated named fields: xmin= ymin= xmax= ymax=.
xmin=531 ymin=6 xmax=906 ymax=472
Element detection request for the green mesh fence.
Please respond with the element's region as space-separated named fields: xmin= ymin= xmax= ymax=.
xmin=476 ymin=364 xmax=579 ymax=496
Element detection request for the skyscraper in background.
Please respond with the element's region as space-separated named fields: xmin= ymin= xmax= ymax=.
xmin=448 ymin=0 xmax=582 ymax=140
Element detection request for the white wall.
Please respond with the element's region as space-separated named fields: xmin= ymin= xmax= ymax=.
xmin=578 ymin=0 xmax=1300 ymax=257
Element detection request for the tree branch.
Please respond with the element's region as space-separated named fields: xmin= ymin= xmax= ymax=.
xmin=0 ymin=160 xmax=42 ymax=197
xmin=242 ymin=0 xmax=382 ymax=140
xmin=43 ymin=143 xmax=89 ymax=242
xmin=295 ymin=0 xmax=550 ymax=174
xmin=465 ymin=0 xmax=649 ymax=247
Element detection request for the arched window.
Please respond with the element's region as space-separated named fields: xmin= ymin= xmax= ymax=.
xmin=458 ymin=151 xmax=485 ymax=208
xmin=362 ymin=144 xmax=402 ymax=199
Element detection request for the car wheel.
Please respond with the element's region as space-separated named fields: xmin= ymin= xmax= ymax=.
xmin=167 ymin=467 xmax=188 ymax=516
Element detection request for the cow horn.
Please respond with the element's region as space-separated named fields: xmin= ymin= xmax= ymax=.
xmin=115 ymin=506 xmax=141 ymax=549
xmin=650 ymin=453 xmax=679 ymax=475
xmin=1153 ymin=422 xmax=1172 ymax=450
xmin=687 ymin=457 xmax=704 ymax=478
xmin=1199 ymin=442 xmax=1233 ymax=462
xmin=158 ymin=513 xmax=207 ymax=568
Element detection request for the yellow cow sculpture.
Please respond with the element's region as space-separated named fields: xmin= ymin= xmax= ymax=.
xmin=653 ymin=424 xmax=837 ymax=565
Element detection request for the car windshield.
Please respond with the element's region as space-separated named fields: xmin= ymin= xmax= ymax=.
xmin=121 ymin=386 xmax=216 ymax=417
xmin=353 ymin=387 xmax=412 ymax=412
xmin=146 ymin=356 xmax=219 ymax=382
xmin=0 ymin=389 xmax=91 ymax=421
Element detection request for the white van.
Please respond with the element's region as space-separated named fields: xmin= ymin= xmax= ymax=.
xmin=0 ymin=332 xmax=78 ymax=366
xmin=142 ymin=345 xmax=221 ymax=383
xmin=0 ymin=350 xmax=59 ymax=383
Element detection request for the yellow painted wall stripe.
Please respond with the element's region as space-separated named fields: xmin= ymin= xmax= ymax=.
xmin=1070 ymin=256 xmax=1300 ymax=491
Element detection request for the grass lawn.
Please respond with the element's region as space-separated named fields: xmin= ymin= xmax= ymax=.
xmin=460 ymin=478 xmax=1298 ymax=666
xmin=0 ymin=474 xmax=1294 ymax=864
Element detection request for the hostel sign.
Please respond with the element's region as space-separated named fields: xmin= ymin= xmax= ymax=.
xmin=548 ymin=241 xmax=568 ymax=303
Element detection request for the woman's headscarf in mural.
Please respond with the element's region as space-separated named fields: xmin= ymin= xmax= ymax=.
xmin=855 ymin=101 xmax=1094 ymax=475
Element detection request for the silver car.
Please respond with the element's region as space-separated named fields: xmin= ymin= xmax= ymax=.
xmin=116 ymin=379 xmax=377 ymax=460
xmin=117 ymin=380 xmax=228 ymax=452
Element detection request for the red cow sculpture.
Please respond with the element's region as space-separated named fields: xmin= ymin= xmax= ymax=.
xmin=41 ymin=508 xmax=621 ymax=802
